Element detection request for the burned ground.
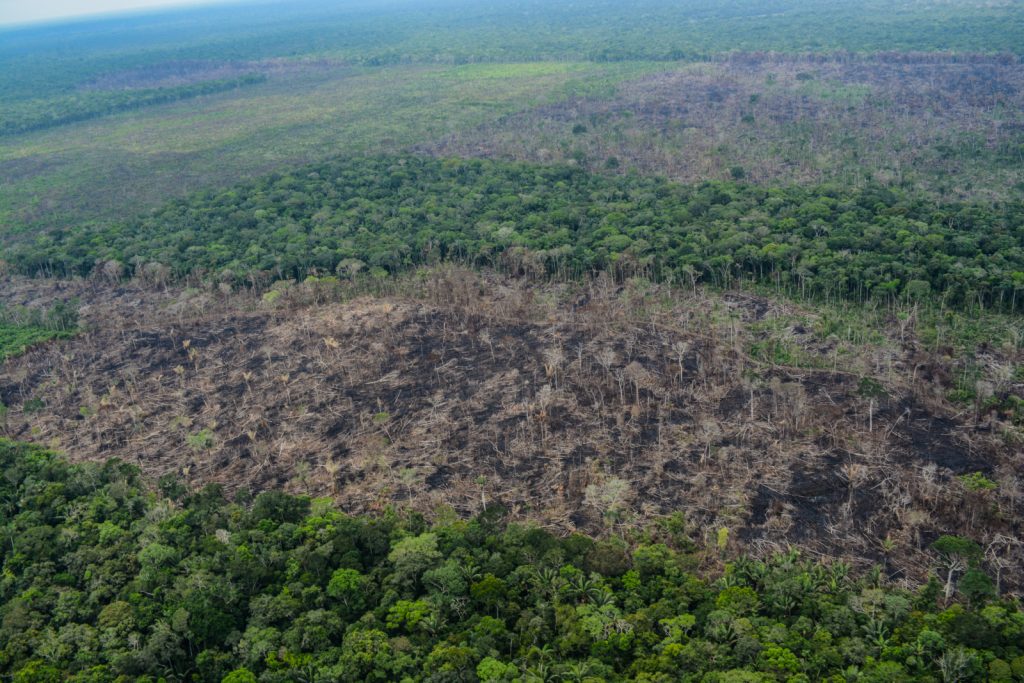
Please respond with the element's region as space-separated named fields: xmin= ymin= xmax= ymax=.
xmin=1 ymin=270 xmax=1022 ymax=588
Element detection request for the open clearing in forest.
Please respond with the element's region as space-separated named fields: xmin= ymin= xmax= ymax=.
xmin=2 ymin=270 xmax=1021 ymax=587
xmin=424 ymin=54 xmax=1024 ymax=201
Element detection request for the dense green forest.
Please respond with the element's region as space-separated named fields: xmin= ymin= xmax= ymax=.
xmin=14 ymin=155 xmax=1024 ymax=311
xmin=0 ymin=439 xmax=1021 ymax=682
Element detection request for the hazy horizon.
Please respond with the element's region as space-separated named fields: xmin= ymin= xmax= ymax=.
xmin=0 ymin=0 xmax=221 ymax=27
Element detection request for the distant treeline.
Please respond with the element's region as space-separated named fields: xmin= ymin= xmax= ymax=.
xmin=14 ymin=155 xmax=1024 ymax=312
xmin=0 ymin=74 xmax=266 ymax=137
xmin=2 ymin=0 xmax=1022 ymax=107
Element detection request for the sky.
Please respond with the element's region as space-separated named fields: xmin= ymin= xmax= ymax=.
xmin=0 ymin=0 xmax=215 ymax=26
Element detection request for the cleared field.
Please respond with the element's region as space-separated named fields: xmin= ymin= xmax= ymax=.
xmin=424 ymin=55 xmax=1024 ymax=201
xmin=2 ymin=269 xmax=1021 ymax=588
xmin=0 ymin=61 xmax=655 ymax=236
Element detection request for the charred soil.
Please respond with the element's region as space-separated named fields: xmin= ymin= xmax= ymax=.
xmin=1 ymin=270 xmax=1022 ymax=587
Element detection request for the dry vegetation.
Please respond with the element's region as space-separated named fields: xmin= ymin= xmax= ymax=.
xmin=1 ymin=269 xmax=1022 ymax=588
xmin=423 ymin=53 xmax=1024 ymax=200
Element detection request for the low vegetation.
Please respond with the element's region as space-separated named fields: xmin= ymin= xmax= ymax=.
xmin=0 ymin=299 xmax=76 ymax=360
xmin=426 ymin=54 xmax=1024 ymax=201
xmin=0 ymin=75 xmax=267 ymax=137
xmin=0 ymin=62 xmax=651 ymax=235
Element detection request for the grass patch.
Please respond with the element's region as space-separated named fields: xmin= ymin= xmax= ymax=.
xmin=796 ymin=78 xmax=873 ymax=104
xmin=0 ymin=323 xmax=72 ymax=361
xmin=437 ymin=62 xmax=585 ymax=81
xmin=0 ymin=62 xmax=657 ymax=237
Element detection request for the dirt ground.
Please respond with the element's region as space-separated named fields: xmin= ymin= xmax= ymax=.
xmin=2 ymin=269 xmax=1022 ymax=589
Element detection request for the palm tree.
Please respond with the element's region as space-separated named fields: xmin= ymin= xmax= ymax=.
xmin=559 ymin=660 xmax=593 ymax=682
xmin=590 ymin=588 xmax=616 ymax=608
xmin=567 ymin=575 xmax=604 ymax=603
xmin=532 ymin=566 xmax=562 ymax=601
